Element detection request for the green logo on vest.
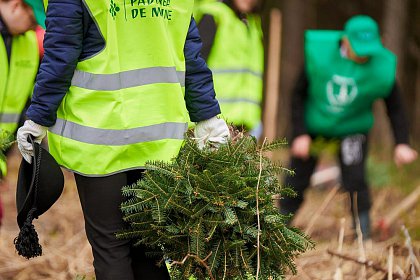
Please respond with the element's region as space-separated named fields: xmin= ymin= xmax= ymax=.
xmin=110 ymin=0 xmax=121 ymax=19
xmin=326 ymin=75 xmax=358 ymax=111
xmin=128 ymin=0 xmax=174 ymax=21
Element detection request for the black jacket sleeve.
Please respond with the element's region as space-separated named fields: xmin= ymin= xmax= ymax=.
xmin=196 ymin=14 xmax=217 ymax=61
xmin=291 ymin=69 xmax=309 ymax=139
xmin=383 ymin=83 xmax=410 ymax=145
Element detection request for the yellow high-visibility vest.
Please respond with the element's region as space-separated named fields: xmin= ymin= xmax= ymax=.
xmin=48 ymin=0 xmax=193 ymax=176
xmin=196 ymin=2 xmax=264 ymax=130
xmin=0 ymin=31 xmax=39 ymax=176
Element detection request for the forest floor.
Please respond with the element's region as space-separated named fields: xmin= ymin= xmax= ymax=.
xmin=0 ymin=147 xmax=419 ymax=280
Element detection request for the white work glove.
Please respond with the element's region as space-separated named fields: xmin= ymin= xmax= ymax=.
xmin=194 ymin=116 xmax=230 ymax=149
xmin=17 ymin=120 xmax=48 ymax=164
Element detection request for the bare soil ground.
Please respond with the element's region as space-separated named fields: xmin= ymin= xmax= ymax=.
xmin=0 ymin=148 xmax=419 ymax=280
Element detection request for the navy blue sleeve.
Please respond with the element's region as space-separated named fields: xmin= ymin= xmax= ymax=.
xmin=184 ymin=17 xmax=221 ymax=122
xmin=26 ymin=0 xmax=84 ymax=127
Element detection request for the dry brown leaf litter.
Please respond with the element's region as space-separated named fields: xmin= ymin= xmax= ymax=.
xmin=0 ymin=148 xmax=418 ymax=280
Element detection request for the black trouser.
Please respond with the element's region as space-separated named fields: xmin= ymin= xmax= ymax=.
xmin=75 ymin=170 xmax=170 ymax=280
xmin=281 ymin=134 xmax=371 ymax=221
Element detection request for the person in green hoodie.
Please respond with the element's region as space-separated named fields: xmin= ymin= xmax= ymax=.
xmin=281 ymin=15 xmax=418 ymax=239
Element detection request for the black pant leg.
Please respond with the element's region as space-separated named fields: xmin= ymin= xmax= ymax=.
xmin=75 ymin=172 xmax=135 ymax=280
xmin=75 ymin=170 xmax=171 ymax=280
xmin=339 ymin=135 xmax=372 ymax=238
xmin=130 ymin=245 xmax=171 ymax=280
xmin=339 ymin=134 xmax=371 ymax=213
xmin=126 ymin=170 xmax=171 ymax=280
xmin=280 ymin=156 xmax=318 ymax=216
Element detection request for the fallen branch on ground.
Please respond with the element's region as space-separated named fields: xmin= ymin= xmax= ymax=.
xmin=327 ymin=249 xmax=404 ymax=279
xmin=304 ymin=184 xmax=339 ymax=235
xmin=376 ymin=186 xmax=420 ymax=240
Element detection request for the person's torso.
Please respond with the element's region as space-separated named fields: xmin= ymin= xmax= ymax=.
xmin=196 ymin=1 xmax=264 ymax=130
xmin=0 ymin=31 xmax=39 ymax=133
xmin=48 ymin=0 xmax=193 ymax=176
xmin=304 ymin=30 xmax=396 ymax=138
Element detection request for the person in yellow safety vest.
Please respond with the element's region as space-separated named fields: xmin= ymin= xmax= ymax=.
xmin=0 ymin=0 xmax=43 ymax=177
xmin=0 ymin=0 xmax=44 ymax=228
xmin=195 ymin=0 xmax=264 ymax=138
xmin=16 ymin=0 xmax=229 ymax=279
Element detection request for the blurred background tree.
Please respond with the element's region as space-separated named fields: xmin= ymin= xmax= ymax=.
xmin=261 ymin=0 xmax=420 ymax=154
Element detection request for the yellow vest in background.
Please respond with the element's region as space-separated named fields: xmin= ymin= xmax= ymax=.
xmin=0 ymin=31 xmax=39 ymax=176
xmin=196 ymin=2 xmax=264 ymax=131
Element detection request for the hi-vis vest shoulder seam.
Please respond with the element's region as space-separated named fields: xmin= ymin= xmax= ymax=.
xmin=48 ymin=0 xmax=193 ymax=176
xmin=195 ymin=1 xmax=264 ymax=130
xmin=304 ymin=30 xmax=396 ymax=138
xmin=0 ymin=30 xmax=39 ymax=176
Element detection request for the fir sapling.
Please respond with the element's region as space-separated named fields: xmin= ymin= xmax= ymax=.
xmin=118 ymin=129 xmax=313 ymax=280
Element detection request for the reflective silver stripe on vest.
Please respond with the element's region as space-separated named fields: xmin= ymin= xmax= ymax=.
xmin=0 ymin=113 xmax=20 ymax=123
xmin=49 ymin=119 xmax=187 ymax=146
xmin=212 ymin=68 xmax=263 ymax=78
xmin=71 ymin=67 xmax=186 ymax=91
xmin=218 ymin=98 xmax=261 ymax=106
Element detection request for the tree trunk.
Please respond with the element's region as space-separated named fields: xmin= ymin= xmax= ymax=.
xmin=414 ymin=64 xmax=420 ymax=143
xmin=370 ymin=0 xmax=409 ymax=152
xmin=276 ymin=0 xmax=308 ymax=139
xmin=383 ymin=0 xmax=409 ymax=80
